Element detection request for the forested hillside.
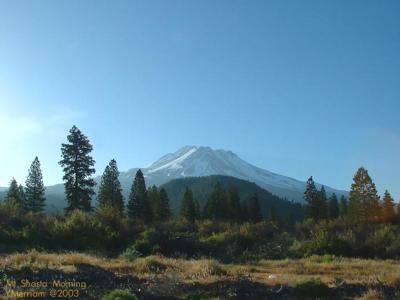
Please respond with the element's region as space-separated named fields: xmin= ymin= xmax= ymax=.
xmin=162 ymin=175 xmax=303 ymax=221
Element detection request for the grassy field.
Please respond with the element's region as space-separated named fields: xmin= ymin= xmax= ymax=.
xmin=1 ymin=251 xmax=400 ymax=299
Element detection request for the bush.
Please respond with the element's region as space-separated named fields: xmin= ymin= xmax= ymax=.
xmin=291 ymin=219 xmax=400 ymax=259
xmin=122 ymin=245 xmax=142 ymax=261
xmin=53 ymin=210 xmax=101 ymax=251
xmin=133 ymin=239 xmax=152 ymax=256
xmin=292 ymin=277 xmax=331 ymax=298
xmin=322 ymin=254 xmax=334 ymax=263
xmin=102 ymin=289 xmax=137 ymax=300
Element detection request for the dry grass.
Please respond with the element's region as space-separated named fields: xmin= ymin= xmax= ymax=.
xmin=253 ymin=256 xmax=400 ymax=287
xmin=1 ymin=250 xmax=400 ymax=288
xmin=355 ymin=288 xmax=384 ymax=300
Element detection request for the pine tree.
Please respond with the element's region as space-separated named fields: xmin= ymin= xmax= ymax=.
xmin=25 ymin=157 xmax=46 ymax=212
xmin=348 ymin=167 xmax=381 ymax=223
xmin=18 ymin=184 xmax=26 ymax=210
xmin=204 ymin=183 xmax=227 ymax=220
xmin=97 ymin=159 xmax=124 ymax=213
xmin=317 ymin=186 xmax=328 ymax=220
xmin=382 ymin=190 xmax=396 ymax=223
xmin=147 ymin=185 xmax=171 ymax=222
xmin=328 ymin=193 xmax=339 ymax=219
xmin=304 ymin=176 xmax=319 ymax=221
xmin=247 ymin=194 xmax=262 ymax=223
xmin=339 ymin=195 xmax=348 ymax=217
xmin=153 ymin=188 xmax=171 ymax=222
xmin=6 ymin=178 xmax=25 ymax=207
xmin=194 ymin=198 xmax=201 ymax=220
xmin=226 ymin=187 xmax=241 ymax=222
xmin=147 ymin=185 xmax=159 ymax=218
xmin=180 ymin=188 xmax=196 ymax=222
xmin=127 ymin=169 xmax=151 ymax=222
xmin=59 ymin=126 xmax=96 ymax=212
xmin=6 ymin=178 xmax=20 ymax=201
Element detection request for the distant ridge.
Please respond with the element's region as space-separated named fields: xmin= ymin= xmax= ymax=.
xmin=161 ymin=175 xmax=304 ymax=221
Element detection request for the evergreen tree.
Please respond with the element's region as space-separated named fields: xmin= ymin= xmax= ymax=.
xmin=348 ymin=167 xmax=381 ymax=223
xmin=339 ymin=195 xmax=348 ymax=217
xmin=317 ymin=186 xmax=328 ymax=220
xmin=382 ymin=190 xmax=396 ymax=223
xmin=194 ymin=198 xmax=201 ymax=220
xmin=6 ymin=178 xmax=25 ymax=207
xmin=328 ymin=193 xmax=339 ymax=219
xmin=226 ymin=187 xmax=241 ymax=222
xmin=97 ymin=159 xmax=124 ymax=213
xmin=25 ymin=157 xmax=46 ymax=212
xmin=127 ymin=169 xmax=151 ymax=222
xmin=180 ymin=188 xmax=196 ymax=222
xmin=204 ymin=183 xmax=228 ymax=220
xmin=18 ymin=184 xmax=26 ymax=210
xmin=304 ymin=176 xmax=319 ymax=221
xmin=147 ymin=185 xmax=159 ymax=217
xmin=6 ymin=178 xmax=20 ymax=201
xmin=153 ymin=188 xmax=171 ymax=222
xmin=247 ymin=194 xmax=262 ymax=223
xmin=59 ymin=126 xmax=96 ymax=212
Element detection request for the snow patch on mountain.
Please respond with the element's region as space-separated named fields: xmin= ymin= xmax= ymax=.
xmin=148 ymin=147 xmax=198 ymax=173
xmin=113 ymin=146 xmax=347 ymax=203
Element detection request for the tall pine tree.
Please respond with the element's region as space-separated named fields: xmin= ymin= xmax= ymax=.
xmin=317 ymin=186 xmax=328 ymax=220
xmin=25 ymin=157 xmax=46 ymax=212
xmin=328 ymin=193 xmax=339 ymax=219
xmin=203 ymin=183 xmax=227 ymax=220
xmin=348 ymin=167 xmax=381 ymax=223
xmin=59 ymin=126 xmax=96 ymax=212
xmin=97 ymin=159 xmax=124 ymax=213
xmin=382 ymin=190 xmax=396 ymax=223
xmin=304 ymin=176 xmax=319 ymax=221
xmin=180 ymin=188 xmax=196 ymax=222
xmin=339 ymin=195 xmax=348 ymax=217
xmin=127 ymin=169 xmax=151 ymax=222
xmin=153 ymin=188 xmax=171 ymax=222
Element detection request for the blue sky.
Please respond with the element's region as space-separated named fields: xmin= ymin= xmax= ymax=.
xmin=0 ymin=1 xmax=399 ymax=198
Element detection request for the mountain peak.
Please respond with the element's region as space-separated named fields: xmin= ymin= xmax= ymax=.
xmin=121 ymin=145 xmax=347 ymax=203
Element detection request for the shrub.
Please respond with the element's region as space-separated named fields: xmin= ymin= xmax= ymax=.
xmin=102 ymin=289 xmax=137 ymax=300
xmin=292 ymin=277 xmax=331 ymax=298
xmin=133 ymin=239 xmax=152 ymax=256
xmin=322 ymin=254 xmax=334 ymax=263
xmin=52 ymin=210 xmax=101 ymax=251
xmin=122 ymin=245 xmax=142 ymax=261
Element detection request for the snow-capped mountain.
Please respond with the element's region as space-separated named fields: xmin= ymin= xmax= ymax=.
xmin=118 ymin=146 xmax=347 ymax=202
xmin=1 ymin=146 xmax=346 ymax=208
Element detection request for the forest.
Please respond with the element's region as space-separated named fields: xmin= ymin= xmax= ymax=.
xmin=1 ymin=126 xmax=400 ymax=299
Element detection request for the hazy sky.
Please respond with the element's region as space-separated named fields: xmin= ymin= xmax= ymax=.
xmin=0 ymin=1 xmax=399 ymax=198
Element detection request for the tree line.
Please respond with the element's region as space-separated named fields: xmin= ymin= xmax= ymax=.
xmin=2 ymin=126 xmax=263 ymax=223
xmin=304 ymin=169 xmax=399 ymax=224
xmin=2 ymin=125 xmax=398 ymax=226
